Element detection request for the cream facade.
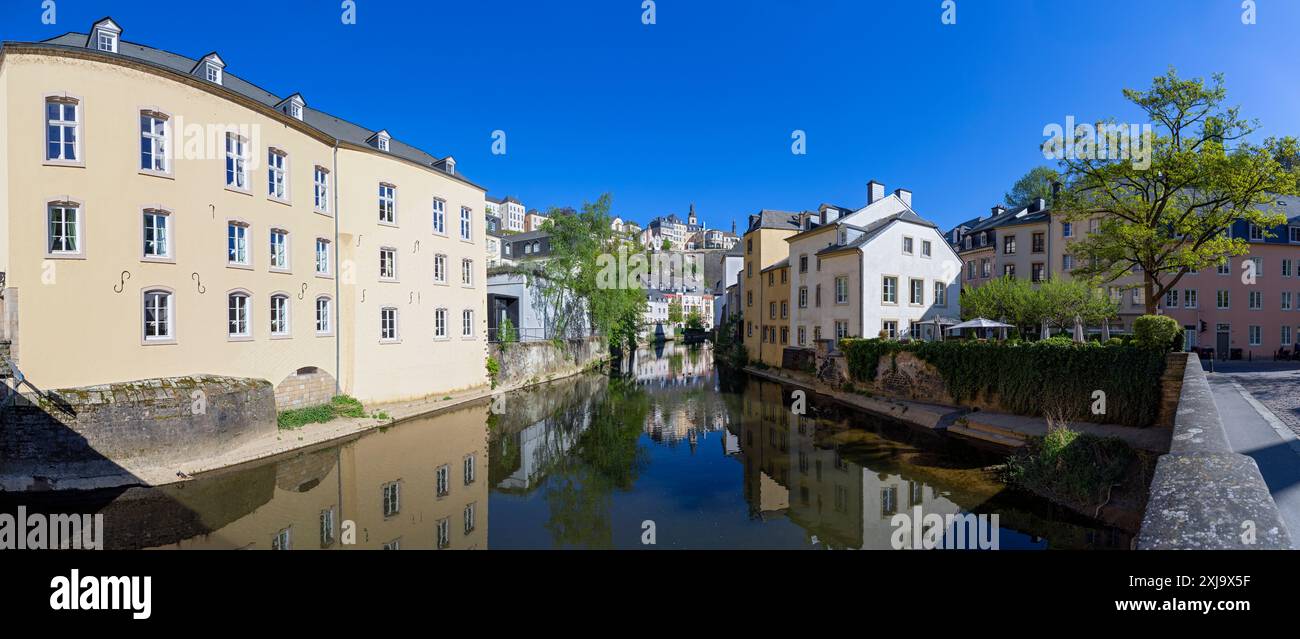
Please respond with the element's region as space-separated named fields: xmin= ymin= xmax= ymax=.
xmin=0 ymin=22 xmax=486 ymax=406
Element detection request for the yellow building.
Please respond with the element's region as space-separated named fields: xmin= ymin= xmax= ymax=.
xmin=0 ymin=19 xmax=487 ymax=406
xmin=740 ymin=210 xmax=810 ymax=366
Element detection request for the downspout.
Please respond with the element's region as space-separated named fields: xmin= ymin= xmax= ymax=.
xmin=332 ymin=140 xmax=341 ymax=396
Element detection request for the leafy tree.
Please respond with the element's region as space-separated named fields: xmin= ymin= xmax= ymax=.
xmin=1004 ymin=166 xmax=1061 ymax=209
xmin=667 ymin=298 xmax=683 ymax=324
xmin=1052 ymin=69 xmax=1298 ymax=314
xmin=661 ymin=238 xmax=672 ymax=251
xmin=961 ymin=277 xmax=1117 ymax=338
xmin=685 ymin=310 xmax=704 ymax=330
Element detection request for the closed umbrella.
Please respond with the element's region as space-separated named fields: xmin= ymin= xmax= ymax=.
xmin=1041 ymin=320 xmax=1051 ymax=341
xmin=1101 ymin=318 xmax=1111 ymax=341
xmin=1072 ymin=315 xmax=1085 ymax=343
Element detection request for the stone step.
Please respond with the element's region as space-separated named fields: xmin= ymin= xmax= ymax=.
xmin=947 ymin=423 xmax=1026 ymax=450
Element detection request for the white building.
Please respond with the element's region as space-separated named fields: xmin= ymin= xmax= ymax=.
xmin=787 ymin=181 xmax=961 ymax=346
xmin=487 ymin=195 xmax=526 ymax=232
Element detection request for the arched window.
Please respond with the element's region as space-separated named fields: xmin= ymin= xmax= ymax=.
xmin=270 ymin=294 xmax=290 ymax=336
xmin=315 ymin=296 xmax=332 ymax=335
xmin=228 ymin=292 xmax=251 ymax=337
xmin=143 ymin=289 xmax=174 ymax=341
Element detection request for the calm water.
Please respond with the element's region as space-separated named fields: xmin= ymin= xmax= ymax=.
xmin=7 ymin=343 xmax=1130 ymax=550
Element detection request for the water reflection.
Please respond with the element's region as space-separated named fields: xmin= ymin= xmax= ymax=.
xmin=5 ymin=343 xmax=1129 ymax=550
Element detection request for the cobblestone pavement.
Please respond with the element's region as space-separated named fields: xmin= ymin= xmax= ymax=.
xmin=1217 ymin=370 xmax=1300 ymax=438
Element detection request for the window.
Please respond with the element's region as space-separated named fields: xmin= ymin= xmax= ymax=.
xmin=934 ymin=282 xmax=947 ymax=307
xmin=1285 ymin=326 xmax=1294 ymax=346
xmin=382 ymin=482 xmax=400 ymax=517
xmin=780 ymin=326 xmax=789 ymax=344
xmin=224 ymin=133 xmax=248 ymax=189
xmin=464 ymin=455 xmax=476 ymax=485
xmin=316 ymin=297 xmax=331 ymax=334
xmin=881 ymin=320 xmax=897 ymax=340
xmin=464 ymin=503 xmax=476 ymax=534
xmin=436 ymin=519 xmax=450 ymax=549
xmin=1249 ymin=325 xmax=1262 ymax=346
xmin=769 ymin=301 xmax=776 ymax=319
xmin=47 ymin=202 xmax=81 ymax=255
xmin=228 ymin=292 xmax=250 ymax=337
xmin=272 ymin=527 xmax=291 ymax=551
xmin=140 ymin=112 xmax=168 ymax=173
xmin=798 ymin=286 xmax=808 ymax=308
xmin=980 ymin=259 xmax=991 ymax=278
xmin=768 ymin=272 xmax=775 ymax=287
xmin=1250 ymin=291 xmax=1263 ymax=310
xmin=909 ymin=279 xmax=924 ymax=305
xmin=45 ymin=98 xmax=80 ymax=162
xmin=922 ymin=240 xmax=932 ymax=257
xmin=436 ymin=465 xmax=450 ymax=497
xmin=1249 ymin=224 xmax=1265 ymax=241
xmin=462 ymin=258 xmax=473 ymax=286
xmin=881 ymin=276 xmax=897 ymax=304
xmin=460 ymin=206 xmax=473 ymax=241
xmin=746 ymin=291 xmax=752 ymax=306
xmin=799 ymin=255 xmax=808 ymax=273
xmin=270 ymin=294 xmax=289 ymax=336
xmin=434 ymin=308 xmax=448 ymax=338
xmin=835 ymin=320 xmax=849 ymax=341
xmin=1062 ymin=222 xmax=1073 ymax=238
xmin=381 ymin=307 xmax=398 ymax=341
xmin=1031 ymin=263 xmax=1045 ymax=282
xmin=966 ymin=261 xmax=975 ymax=280
xmin=379 ymin=247 xmax=396 ymax=280
xmin=378 ymin=184 xmax=396 ymax=224
xmin=96 ymin=30 xmax=118 ymax=52
xmin=1217 ymin=290 xmax=1230 ymax=309
xmin=815 ymin=284 xmax=821 ymax=307
xmin=798 ymin=326 xmax=806 ymax=345
xmin=1218 ymin=259 xmax=1231 ymax=275
xmin=1003 ymin=235 xmax=1016 ymax=255
xmin=319 ymin=508 xmax=335 ymax=547
xmin=141 ymin=210 xmax=170 ymax=259
xmin=269 ymin=229 xmax=289 ymax=270
xmin=432 ymin=198 xmax=446 ymax=234
xmin=227 ymin=222 xmax=249 ymax=265
xmin=1283 ymin=292 xmax=1293 ymax=311
xmin=1283 ymin=259 xmax=1293 ymax=278
xmin=462 ymin=309 xmax=474 ymax=337
xmin=143 ymin=289 xmax=173 ymax=341
xmin=1089 ymin=219 xmax=1100 ymax=234
xmin=780 ymin=301 xmax=788 ymax=319
xmin=903 ymin=237 xmax=914 ymax=255
xmin=315 ymin=238 xmax=331 ymax=275
xmin=1183 ymin=289 xmax=1198 ymax=309
xmin=1003 ymin=263 xmax=1016 ymax=278
xmin=205 ymin=62 xmax=222 ymax=84
xmin=1164 ymin=289 xmax=1178 ymax=309
xmin=314 ymin=167 xmax=330 ymax=212
xmin=267 ymin=149 xmax=288 ymax=199
xmin=1291 ymin=227 xmax=1300 ymax=243
xmin=1032 ymin=232 xmax=1045 ymax=253
xmin=1247 ymin=257 xmax=1263 ymax=279
xmin=835 ymin=276 xmax=849 ymax=304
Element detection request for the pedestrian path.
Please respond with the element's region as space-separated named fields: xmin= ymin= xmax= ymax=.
xmin=1207 ymin=374 xmax=1300 ymax=548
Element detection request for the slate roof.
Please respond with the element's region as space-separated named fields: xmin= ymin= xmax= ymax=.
xmin=14 ymin=26 xmax=478 ymax=189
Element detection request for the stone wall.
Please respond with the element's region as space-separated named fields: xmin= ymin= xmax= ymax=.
xmin=493 ymin=336 xmax=607 ymax=388
xmin=0 ymin=375 xmax=276 ymax=487
xmin=273 ymin=367 xmax=337 ymax=411
xmin=1154 ymin=352 xmax=1189 ymax=428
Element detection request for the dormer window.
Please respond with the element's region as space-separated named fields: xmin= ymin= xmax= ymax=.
xmin=91 ymin=19 xmax=121 ymax=53
xmin=371 ymin=130 xmax=391 ymax=151
xmin=195 ymin=53 xmax=226 ymax=86
xmin=205 ymin=62 xmax=222 ymax=84
xmin=445 ymin=158 xmax=456 ymax=175
xmin=277 ymin=94 xmax=306 ymax=121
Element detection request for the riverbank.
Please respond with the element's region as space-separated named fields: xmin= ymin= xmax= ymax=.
xmin=740 ymin=363 xmax=1164 ymax=532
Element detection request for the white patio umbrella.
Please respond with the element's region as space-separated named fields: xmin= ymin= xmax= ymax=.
xmin=1072 ymin=315 xmax=1086 ymax=343
xmin=929 ymin=316 xmax=958 ymax=342
xmin=1101 ymin=318 xmax=1111 ymax=341
xmin=948 ymin=317 xmax=1015 ymax=340
xmin=1040 ymin=320 xmax=1051 ymax=340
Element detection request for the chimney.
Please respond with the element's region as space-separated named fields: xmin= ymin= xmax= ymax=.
xmin=1051 ymin=181 xmax=1062 ymax=202
xmin=867 ymin=180 xmax=886 ymax=205
xmin=992 ymin=204 xmax=1007 ymax=217
xmin=894 ymin=188 xmax=912 ymax=208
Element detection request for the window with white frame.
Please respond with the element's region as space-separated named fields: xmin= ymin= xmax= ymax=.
xmin=902 ymin=237 xmax=914 ymax=255
xmin=316 ymin=296 xmax=331 ymax=334
xmin=434 ymin=254 xmax=447 ymax=283
xmin=434 ymin=308 xmax=448 ymax=338
xmin=382 ymin=482 xmax=400 ymax=517
xmin=96 ymin=30 xmax=118 ymax=52
xmin=433 ymin=198 xmax=446 ymax=234
xmin=379 ymin=247 xmax=396 ymax=280
xmin=315 ymin=238 xmax=330 ymax=275
xmin=269 ymin=229 xmax=289 ymax=270
xmin=462 ymin=309 xmax=473 ymax=337
xmin=910 ymin=279 xmax=924 ymax=305
xmin=271 ymin=527 xmax=291 ymax=551
xmin=835 ymin=276 xmax=849 ymax=304
xmin=881 ymin=276 xmax=897 ymax=304
xmin=460 ymin=206 xmax=472 ymax=240
xmin=1249 ymin=224 xmax=1265 ymax=241
xmin=143 ymin=289 xmax=173 ymax=341
xmin=922 ymin=240 xmax=932 ymax=257
xmin=1217 ymin=289 xmax=1230 ymax=309
xmin=378 ymin=183 xmax=396 ymax=224
xmin=270 ymin=294 xmax=289 ymax=336
xmin=143 ymin=209 xmax=170 ymax=258
xmin=1248 ymin=257 xmax=1263 ymax=278
xmin=461 ymin=258 xmax=473 ymax=285
xmin=798 ymin=286 xmax=808 ymax=308
xmin=881 ymin=320 xmax=897 ymax=339
xmin=464 ymin=503 xmax=476 ymax=534
xmin=205 ymin=62 xmax=222 ymax=84
xmin=45 ymin=98 xmax=81 ymax=163
xmin=47 ymin=202 xmax=81 ymax=255
xmin=224 ymin=133 xmax=248 ymax=189
xmin=1249 ymin=325 xmax=1262 ymax=346
xmin=319 ymin=508 xmax=335 ymax=547
xmin=464 ymin=455 xmax=476 ymax=485
xmin=436 ymin=465 xmax=450 ymax=497
xmin=140 ymin=112 xmax=168 ymax=172
xmin=228 ymin=292 xmax=250 ymax=337
xmin=934 ymin=282 xmax=947 ymax=306
xmin=835 ymin=320 xmax=850 ymax=341
xmin=1250 ymin=291 xmax=1263 ymax=309
xmin=1164 ymin=289 xmax=1178 ymax=309
xmin=313 ymin=167 xmax=330 ymax=212
xmin=227 ymin=222 xmax=249 ymax=265
xmin=1283 ymin=259 xmax=1293 ymax=278
xmin=1184 ymin=289 xmax=1198 ymax=308
xmin=1218 ymin=259 xmax=1231 ymax=275
xmin=1284 ymin=326 xmax=1293 ymax=346
xmin=436 ymin=518 xmax=450 ymax=549
xmin=267 ymin=149 xmax=288 ymax=199
xmin=1283 ymin=292 xmax=1293 ymax=311
xmin=380 ymin=307 xmax=398 ymax=341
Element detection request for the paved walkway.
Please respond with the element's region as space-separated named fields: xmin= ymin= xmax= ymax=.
xmin=1206 ymin=370 xmax=1300 ymax=547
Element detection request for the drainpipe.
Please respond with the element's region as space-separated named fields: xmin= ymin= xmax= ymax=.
xmin=332 ymin=140 xmax=341 ymax=396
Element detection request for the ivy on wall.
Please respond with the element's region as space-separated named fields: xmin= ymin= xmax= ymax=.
xmin=840 ymin=339 xmax=1168 ymax=428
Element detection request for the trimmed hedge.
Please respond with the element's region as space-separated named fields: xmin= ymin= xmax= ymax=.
xmin=840 ymin=339 xmax=1168 ymax=427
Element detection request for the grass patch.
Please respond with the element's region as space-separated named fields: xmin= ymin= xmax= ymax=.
xmin=278 ymin=394 xmax=367 ymax=430
xmin=1003 ymin=427 xmax=1134 ymax=506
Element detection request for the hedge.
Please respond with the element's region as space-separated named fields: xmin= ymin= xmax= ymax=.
xmin=840 ymin=339 xmax=1168 ymax=428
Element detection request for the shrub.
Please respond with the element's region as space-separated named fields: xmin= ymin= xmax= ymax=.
xmin=278 ymin=395 xmax=367 ymax=429
xmin=1133 ymin=314 xmax=1181 ymax=351
xmin=839 ymin=338 xmax=1167 ymax=427
xmin=486 ymin=356 xmax=501 ymax=389
xmin=1004 ymin=428 xmax=1135 ymax=505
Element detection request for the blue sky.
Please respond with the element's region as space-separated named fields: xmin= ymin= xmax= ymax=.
xmin=4 ymin=0 xmax=1299 ymax=231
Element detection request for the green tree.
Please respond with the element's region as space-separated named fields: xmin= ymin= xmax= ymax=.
xmin=667 ymin=298 xmax=684 ymax=324
xmin=661 ymin=238 xmax=672 ymax=251
xmin=1053 ymin=69 xmax=1298 ymax=314
xmin=685 ymin=310 xmax=704 ymax=330
xmin=1004 ymin=165 xmax=1061 ymax=209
